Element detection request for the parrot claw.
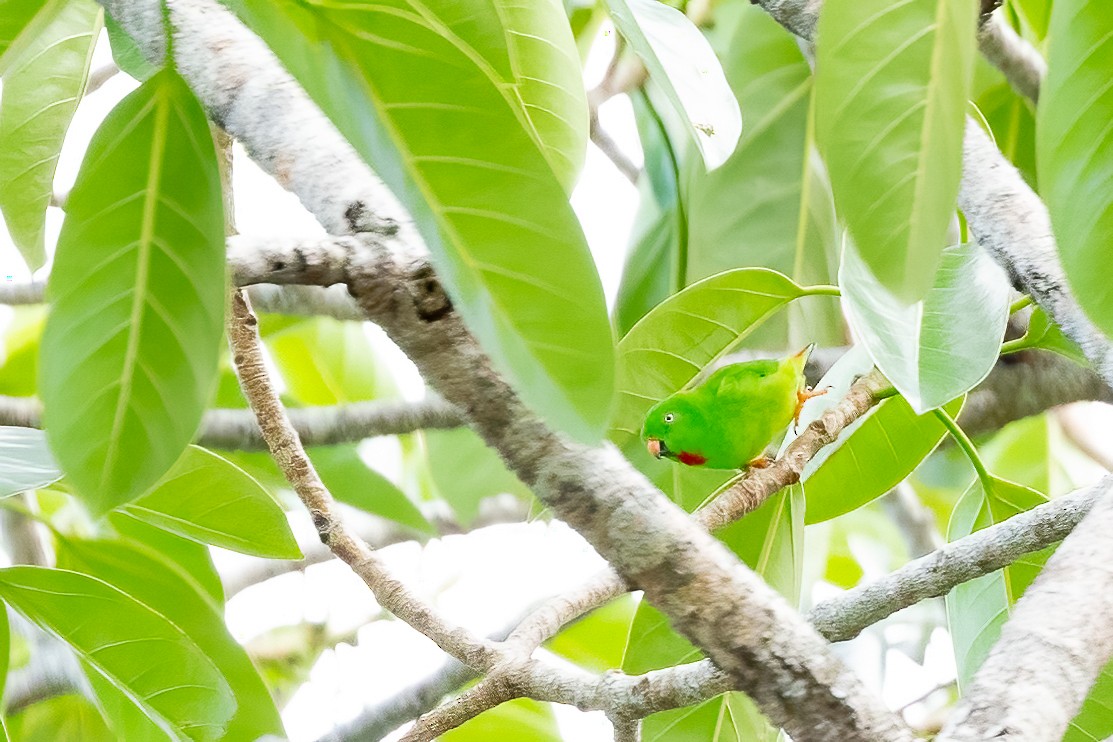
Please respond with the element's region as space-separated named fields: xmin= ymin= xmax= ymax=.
xmin=747 ymin=455 xmax=773 ymax=470
xmin=793 ymin=385 xmax=831 ymax=431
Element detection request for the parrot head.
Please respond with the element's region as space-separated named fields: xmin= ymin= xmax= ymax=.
xmin=641 ymin=395 xmax=708 ymax=466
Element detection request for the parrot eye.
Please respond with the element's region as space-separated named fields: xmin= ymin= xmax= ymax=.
xmin=664 ymin=413 xmax=675 ymax=423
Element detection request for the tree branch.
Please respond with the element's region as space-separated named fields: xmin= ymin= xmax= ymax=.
xmin=977 ymin=11 xmax=1045 ymax=103
xmin=937 ymin=480 xmax=1113 ymax=741
xmin=0 ymin=394 xmax=464 ymax=450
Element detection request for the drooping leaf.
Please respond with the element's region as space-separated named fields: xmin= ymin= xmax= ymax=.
xmin=107 ymin=512 xmax=225 ymax=604
xmin=687 ymin=4 xmax=842 ymax=348
xmin=0 ymin=427 xmax=61 ymax=497
xmin=0 ymin=566 xmax=235 ymax=740
xmin=605 ymin=0 xmax=742 ymax=169
xmin=841 ymin=240 xmax=1010 ymax=412
xmin=224 ymin=0 xmax=612 ymax=444
xmin=1038 ymin=0 xmax=1113 ymax=338
xmin=39 ymin=68 xmax=225 ymax=515
xmin=611 ymin=268 xmax=807 ymax=448
xmin=804 ymin=393 xmax=964 ymax=525
xmin=425 ymin=427 xmax=532 ymax=526
xmin=313 ymin=445 xmax=432 ymax=533
xmin=7 ymin=695 xmax=114 ymax=742
xmin=0 ymin=0 xmax=100 ymax=270
xmin=815 ymin=0 xmax=977 ymax=301
xmin=120 ymin=446 xmax=301 ymax=559
xmin=56 ymin=536 xmax=284 ymax=740
xmin=623 ymin=486 xmax=804 ymax=740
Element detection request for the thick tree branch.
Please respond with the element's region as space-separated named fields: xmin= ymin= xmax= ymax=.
xmin=937 ymin=480 xmax=1113 ymax=741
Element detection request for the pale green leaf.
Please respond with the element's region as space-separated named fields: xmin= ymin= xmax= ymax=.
xmin=1038 ymin=0 xmax=1113 ymax=338
xmin=0 ymin=0 xmax=64 ymax=74
xmin=440 ymin=698 xmax=561 ymax=742
xmin=546 ymin=594 xmax=635 ymax=673
xmin=0 ymin=0 xmax=100 ymax=270
xmin=841 ymin=241 xmax=1010 ymax=412
xmin=121 ymin=446 xmax=301 ymax=559
xmin=605 ymin=0 xmax=742 ymax=169
xmin=0 ymin=427 xmax=61 ymax=496
xmin=313 ymin=445 xmax=432 ymax=533
xmin=0 ymin=566 xmax=235 ymax=740
xmin=611 ymin=268 xmax=806 ymax=450
xmin=39 ymin=68 xmax=225 ymax=515
xmin=1023 ymin=307 xmax=1088 ymax=366
xmin=57 ymin=537 xmax=284 ymax=740
xmin=107 ymin=512 xmax=225 ymax=604
xmin=425 ymin=427 xmax=531 ymax=526
xmin=815 ymin=0 xmax=977 ymax=301
xmin=224 ymin=0 xmax=612 ymax=444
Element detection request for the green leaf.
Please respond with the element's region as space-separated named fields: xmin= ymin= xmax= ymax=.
xmin=686 ymin=5 xmax=842 ymax=349
xmin=0 ymin=307 xmax=44 ymax=396
xmin=546 ymin=594 xmax=635 ymax=673
xmin=815 ymin=0 xmax=977 ymax=302
xmin=440 ymin=698 xmax=561 ymax=742
xmin=0 ymin=602 xmax=8 ymax=703
xmin=0 ymin=427 xmax=61 ymax=496
xmin=107 ymin=512 xmax=225 ymax=604
xmin=0 ymin=0 xmax=100 ymax=270
xmin=104 ymin=13 xmax=157 ymax=81
xmin=7 ymin=695 xmax=114 ymax=742
xmin=265 ymin=317 xmax=397 ymax=405
xmin=0 ymin=0 xmax=61 ymax=74
xmin=313 ymin=445 xmax=432 ymax=533
xmin=39 ymin=68 xmax=225 ymax=515
xmin=975 ymin=78 xmax=1037 ymax=187
xmin=623 ymin=486 xmax=803 ymax=740
xmin=841 ymin=241 xmax=1010 ymax=412
xmin=120 ymin=446 xmax=301 ymax=559
xmin=224 ymin=0 xmax=612 ymax=444
xmin=1038 ymin=0 xmax=1113 ymax=338
xmin=0 ymin=566 xmax=235 ymax=740
xmin=1012 ymin=0 xmax=1051 ymax=39
xmin=1022 ymin=307 xmax=1088 ymax=366
xmin=804 ymin=391 xmax=964 ymax=525
xmin=613 ymin=188 xmax=676 ymax=336
xmin=425 ymin=427 xmax=532 ymax=526
xmin=605 ymin=0 xmax=741 ymax=169
xmin=611 ymin=268 xmax=806 ymax=450
xmin=56 ymin=536 xmax=284 ymax=740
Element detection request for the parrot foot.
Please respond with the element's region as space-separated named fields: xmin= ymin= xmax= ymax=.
xmin=747 ymin=455 xmax=773 ymax=470
xmin=793 ymin=386 xmax=831 ymax=431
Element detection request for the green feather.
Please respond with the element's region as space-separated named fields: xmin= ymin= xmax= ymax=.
xmin=641 ymin=345 xmax=812 ymax=470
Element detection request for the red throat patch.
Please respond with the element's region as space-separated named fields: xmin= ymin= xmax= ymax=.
xmin=677 ymin=451 xmax=708 ymax=466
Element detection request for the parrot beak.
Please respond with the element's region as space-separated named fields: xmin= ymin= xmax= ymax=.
xmin=646 ymin=438 xmax=663 ymax=459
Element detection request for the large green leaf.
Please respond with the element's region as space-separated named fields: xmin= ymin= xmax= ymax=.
xmin=39 ymin=68 xmax=225 ymax=515
xmin=0 ymin=427 xmax=61 ymax=496
xmin=56 ymin=536 xmax=284 ymax=741
xmin=815 ymin=0 xmax=977 ymax=302
xmin=1037 ymin=0 xmax=1113 ymax=337
xmin=425 ymin=427 xmax=532 ymax=526
xmin=803 ymin=369 xmax=963 ymax=524
xmin=611 ymin=268 xmax=807 ymax=448
xmin=7 ymin=695 xmax=114 ymax=742
xmin=605 ymin=0 xmax=741 ymax=169
xmin=687 ymin=5 xmax=842 ymax=349
xmin=0 ymin=566 xmax=235 ymax=740
xmin=546 ymin=594 xmax=635 ymax=673
xmin=108 ymin=512 xmax=225 ymax=604
xmin=841 ymin=240 xmax=1010 ymax=412
xmin=313 ymin=445 xmax=432 ymax=533
xmin=623 ymin=486 xmax=804 ymax=740
xmin=0 ymin=0 xmax=100 ymax=270
xmin=0 ymin=306 xmax=44 ymax=396
xmin=120 ymin=446 xmax=302 ymax=559
xmin=225 ymin=0 xmax=612 ymax=444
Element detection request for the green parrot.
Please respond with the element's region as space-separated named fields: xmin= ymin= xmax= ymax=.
xmin=641 ymin=345 xmax=825 ymax=470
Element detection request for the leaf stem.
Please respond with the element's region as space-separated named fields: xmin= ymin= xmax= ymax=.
xmin=803 ymin=284 xmax=841 ymax=297
xmin=1009 ymin=295 xmax=1034 ymax=314
xmin=999 ymin=337 xmax=1029 ymax=356
xmin=932 ymin=407 xmax=993 ymax=491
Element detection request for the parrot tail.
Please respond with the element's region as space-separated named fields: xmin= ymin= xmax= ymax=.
xmin=788 ymin=343 xmax=816 ymax=376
